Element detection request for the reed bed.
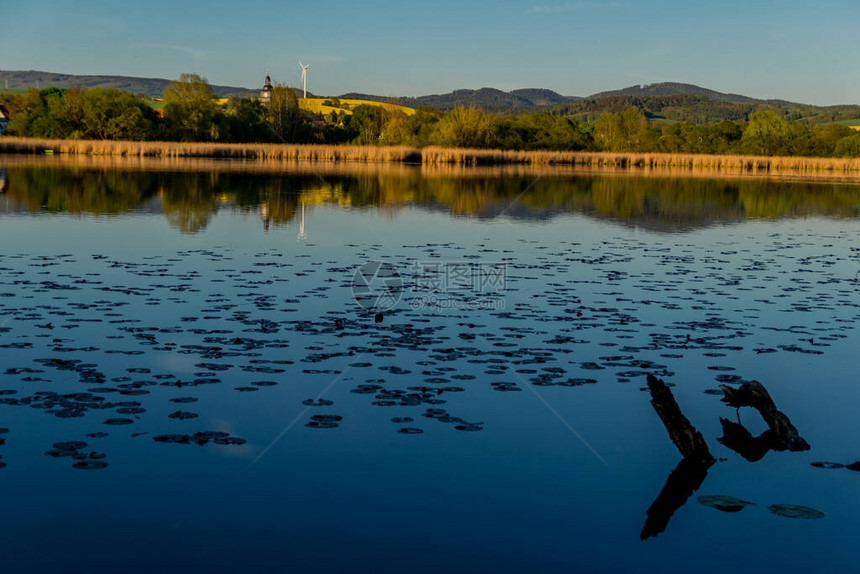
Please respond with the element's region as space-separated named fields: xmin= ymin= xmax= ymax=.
xmin=0 ymin=138 xmax=422 ymax=163
xmin=420 ymin=146 xmax=860 ymax=174
xmin=3 ymin=137 xmax=860 ymax=179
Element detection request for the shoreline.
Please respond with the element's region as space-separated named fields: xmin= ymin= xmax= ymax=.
xmin=3 ymin=137 xmax=860 ymax=181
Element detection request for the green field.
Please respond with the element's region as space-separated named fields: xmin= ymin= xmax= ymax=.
xmin=834 ymin=118 xmax=860 ymax=127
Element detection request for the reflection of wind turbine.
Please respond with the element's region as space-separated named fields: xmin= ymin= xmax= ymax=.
xmin=299 ymin=61 xmax=309 ymax=98
xmin=297 ymin=201 xmax=307 ymax=241
xmin=260 ymin=201 xmax=270 ymax=234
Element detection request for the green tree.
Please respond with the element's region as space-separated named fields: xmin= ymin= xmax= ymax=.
xmin=347 ymin=104 xmax=390 ymax=145
xmin=435 ymin=106 xmax=496 ymax=148
xmin=742 ymin=110 xmax=790 ymax=155
xmin=224 ymin=97 xmax=271 ymax=143
xmin=66 ymin=88 xmax=157 ymax=140
xmin=594 ymin=112 xmax=624 ymax=151
xmin=162 ymin=73 xmax=223 ymax=142
xmin=620 ymin=106 xmax=648 ymax=151
xmin=379 ymin=111 xmax=411 ymax=145
xmin=267 ymin=85 xmax=303 ymax=142
xmin=834 ymin=133 xmax=860 ymax=157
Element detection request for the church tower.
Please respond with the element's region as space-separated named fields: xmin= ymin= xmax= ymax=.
xmin=261 ymin=74 xmax=273 ymax=106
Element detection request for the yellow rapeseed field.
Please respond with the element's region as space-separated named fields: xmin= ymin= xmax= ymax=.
xmin=298 ymin=98 xmax=414 ymax=117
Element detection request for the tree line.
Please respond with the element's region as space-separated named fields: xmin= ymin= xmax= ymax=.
xmin=2 ymin=74 xmax=859 ymax=157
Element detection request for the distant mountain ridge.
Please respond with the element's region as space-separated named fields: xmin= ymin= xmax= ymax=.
xmin=0 ymin=71 xmax=823 ymax=114
xmin=339 ymin=87 xmax=581 ymax=112
xmin=0 ymin=70 xmax=256 ymax=99
xmin=588 ymin=82 xmax=795 ymax=105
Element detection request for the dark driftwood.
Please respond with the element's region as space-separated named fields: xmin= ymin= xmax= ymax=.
xmin=640 ymin=458 xmax=712 ymax=540
xmin=646 ymin=374 xmax=715 ymax=464
xmin=717 ymin=419 xmax=785 ymax=462
xmin=720 ymin=381 xmax=809 ymax=452
xmin=642 ymin=374 xmax=715 ymax=540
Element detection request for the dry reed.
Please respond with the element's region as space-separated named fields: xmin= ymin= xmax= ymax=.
xmin=3 ymin=137 xmax=860 ymax=178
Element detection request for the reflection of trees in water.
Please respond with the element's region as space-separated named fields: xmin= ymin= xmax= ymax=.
xmin=4 ymin=166 xmax=157 ymax=214
xmin=3 ymin=163 xmax=859 ymax=231
xmin=160 ymin=173 xmax=220 ymax=234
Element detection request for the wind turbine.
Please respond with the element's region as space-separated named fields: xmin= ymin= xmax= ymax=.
xmin=299 ymin=61 xmax=309 ymax=98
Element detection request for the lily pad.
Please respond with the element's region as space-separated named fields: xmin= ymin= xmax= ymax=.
xmin=811 ymin=461 xmax=845 ymax=469
xmin=72 ymin=460 xmax=108 ymax=470
xmin=697 ymin=495 xmax=755 ymax=512
xmin=767 ymin=504 xmax=825 ymax=519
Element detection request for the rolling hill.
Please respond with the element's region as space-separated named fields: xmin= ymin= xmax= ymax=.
xmin=0 ymin=70 xmax=257 ymax=99
xmin=4 ymin=71 xmax=859 ymax=126
xmin=339 ymin=87 xmax=580 ymax=112
xmin=588 ymin=82 xmax=796 ymax=104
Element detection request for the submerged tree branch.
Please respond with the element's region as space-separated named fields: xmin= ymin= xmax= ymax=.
xmin=646 ymin=374 xmax=715 ymax=464
xmin=720 ymin=381 xmax=810 ymax=452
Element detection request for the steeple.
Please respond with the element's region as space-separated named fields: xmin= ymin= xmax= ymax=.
xmin=261 ymin=73 xmax=273 ymax=106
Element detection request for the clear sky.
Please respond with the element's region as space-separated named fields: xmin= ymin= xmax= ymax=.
xmin=2 ymin=0 xmax=858 ymax=105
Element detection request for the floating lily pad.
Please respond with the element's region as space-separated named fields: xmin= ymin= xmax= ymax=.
xmin=72 ymin=460 xmax=108 ymax=470
xmin=697 ymin=495 xmax=755 ymax=512
xmin=767 ymin=504 xmax=825 ymax=519
xmin=302 ymin=399 xmax=334 ymax=407
xmin=104 ymin=418 xmax=134 ymax=425
xmin=53 ymin=441 xmax=87 ymax=451
xmin=397 ymin=427 xmax=424 ymax=435
xmin=811 ymin=462 xmax=845 ymax=469
xmin=154 ymin=434 xmax=191 ymax=444
xmin=306 ymin=421 xmax=339 ymax=429
xmin=213 ymin=436 xmax=247 ymax=445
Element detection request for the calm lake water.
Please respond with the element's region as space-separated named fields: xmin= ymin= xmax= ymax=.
xmin=1 ymin=158 xmax=859 ymax=573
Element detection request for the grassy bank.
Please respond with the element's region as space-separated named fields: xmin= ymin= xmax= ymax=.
xmin=3 ymin=137 xmax=860 ymax=177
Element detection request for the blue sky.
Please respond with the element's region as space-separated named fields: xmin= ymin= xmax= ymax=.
xmin=2 ymin=0 xmax=858 ymax=105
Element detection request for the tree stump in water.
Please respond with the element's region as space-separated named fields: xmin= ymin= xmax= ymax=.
xmin=720 ymin=381 xmax=809 ymax=452
xmin=646 ymin=374 xmax=715 ymax=464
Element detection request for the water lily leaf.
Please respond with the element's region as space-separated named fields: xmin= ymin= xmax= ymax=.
xmin=697 ymin=495 xmax=755 ymax=512
xmin=810 ymin=461 xmax=844 ymax=469
xmin=767 ymin=504 xmax=825 ymax=519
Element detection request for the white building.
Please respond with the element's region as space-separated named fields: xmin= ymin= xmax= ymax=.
xmin=0 ymin=103 xmax=9 ymax=135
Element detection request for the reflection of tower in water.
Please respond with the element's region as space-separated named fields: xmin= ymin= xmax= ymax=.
xmin=260 ymin=202 xmax=271 ymax=234
xmin=297 ymin=201 xmax=307 ymax=242
xmin=0 ymin=167 xmax=7 ymax=194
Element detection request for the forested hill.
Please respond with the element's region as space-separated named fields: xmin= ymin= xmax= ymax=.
xmin=588 ymin=82 xmax=795 ymax=105
xmin=4 ymin=71 xmax=859 ymax=125
xmin=339 ymin=88 xmax=581 ymax=112
xmin=0 ymin=70 xmax=256 ymax=99
xmin=547 ymin=93 xmax=860 ymax=126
